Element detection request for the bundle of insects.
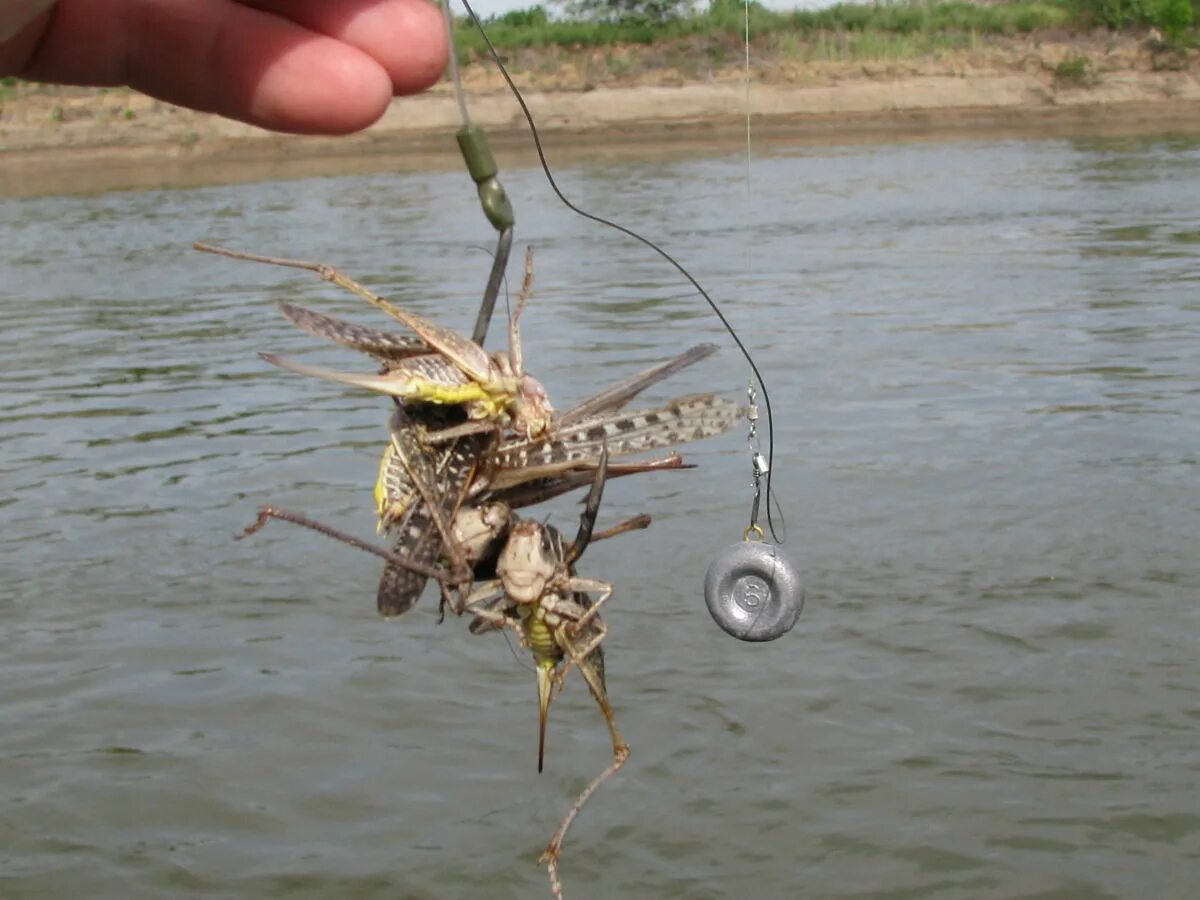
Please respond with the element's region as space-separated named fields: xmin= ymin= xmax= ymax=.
xmin=198 ymin=241 xmax=739 ymax=615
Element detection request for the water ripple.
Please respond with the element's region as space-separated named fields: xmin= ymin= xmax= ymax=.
xmin=2 ymin=132 xmax=1199 ymax=898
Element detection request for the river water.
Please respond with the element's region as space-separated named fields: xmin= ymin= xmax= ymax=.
xmin=2 ymin=131 xmax=1198 ymax=898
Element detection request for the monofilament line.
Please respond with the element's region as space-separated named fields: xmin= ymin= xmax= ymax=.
xmin=745 ymin=0 xmax=752 ymax=200
xmin=442 ymin=0 xmax=471 ymax=127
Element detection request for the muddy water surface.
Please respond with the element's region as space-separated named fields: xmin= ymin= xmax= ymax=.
xmin=2 ymin=132 xmax=1198 ymax=898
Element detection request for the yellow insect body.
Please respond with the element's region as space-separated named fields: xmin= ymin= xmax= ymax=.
xmin=522 ymin=603 xmax=560 ymax=668
xmin=408 ymin=379 xmax=504 ymax=409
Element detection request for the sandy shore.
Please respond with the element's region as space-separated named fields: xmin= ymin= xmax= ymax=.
xmin=2 ymin=34 xmax=1199 ymax=197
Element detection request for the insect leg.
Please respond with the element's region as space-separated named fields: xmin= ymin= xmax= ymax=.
xmin=470 ymin=226 xmax=512 ymax=346
xmin=236 ymin=506 xmax=445 ymax=580
xmin=539 ymin=624 xmax=629 ymax=876
xmin=564 ymin=443 xmax=608 ymax=567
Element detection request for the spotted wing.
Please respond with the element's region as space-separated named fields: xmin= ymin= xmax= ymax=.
xmin=376 ymin=406 xmax=492 ymax=617
xmin=277 ymin=302 xmax=429 ymax=362
xmin=489 ymin=393 xmax=738 ymax=491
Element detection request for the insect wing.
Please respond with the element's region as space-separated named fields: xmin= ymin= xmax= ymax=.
xmin=376 ymin=408 xmax=490 ymax=617
xmin=259 ymin=352 xmax=474 ymax=399
xmin=492 ymin=393 xmax=738 ymax=486
xmin=375 ymin=304 xmax=496 ymax=384
xmin=489 ymin=456 xmax=690 ymax=511
xmin=559 ymin=343 xmax=718 ymax=426
xmin=277 ymin=302 xmax=429 ymax=362
xmin=375 ymin=408 xmax=464 ymax=528
xmin=377 ymin=499 xmax=441 ymax=617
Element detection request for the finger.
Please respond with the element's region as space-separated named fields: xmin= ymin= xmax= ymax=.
xmin=0 ymin=5 xmax=53 ymax=74
xmin=18 ymin=0 xmax=446 ymax=134
xmin=248 ymin=0 xmax=448 ymax=97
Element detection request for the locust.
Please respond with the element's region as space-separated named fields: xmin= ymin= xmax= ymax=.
xmin=195 ymin=242 xmax=553 ymax=438
xmin=365 ymin=385 xmax=728 ymax=618
xmin=198 ymin=240 xmax=551 ymax=614
xmin=464 ymin=445 xmax=625 ymax=900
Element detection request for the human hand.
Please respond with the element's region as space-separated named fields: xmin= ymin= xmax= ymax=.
xmin=0 ymin=0 xmax=449 ymax=134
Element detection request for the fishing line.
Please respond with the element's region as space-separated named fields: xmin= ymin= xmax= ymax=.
xmin=744 ymin=0 xmax=752 ymax=198
xmin=502 ymin=627 xmax=534 ymax=671
xmin=456 ymin=0 xmax=783 ymax=545
xmin=442 ymin=0 xmax=471 ymax=126
xmin=740 ymin=0 xmax=787 ymax=545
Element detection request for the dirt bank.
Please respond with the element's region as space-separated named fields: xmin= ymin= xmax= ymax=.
xmin=2 ymin=33 xmax=1198 ymax=197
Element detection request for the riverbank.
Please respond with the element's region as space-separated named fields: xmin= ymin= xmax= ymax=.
xmin=2 ymin=30 xmax=1198 ymax=197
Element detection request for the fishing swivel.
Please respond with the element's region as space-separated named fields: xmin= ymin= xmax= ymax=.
xmin=703 ymin=386 xmax=803 ymax=641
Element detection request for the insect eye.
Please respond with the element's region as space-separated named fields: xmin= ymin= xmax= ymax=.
xmin=540 ymin=531 xmax=553 ymax=554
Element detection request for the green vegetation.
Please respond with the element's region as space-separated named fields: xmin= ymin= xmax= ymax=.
xmin=565 ymin=0 xmax=694 ymax=22
xmin=452 ymin=0 xmax=1199 ymax=59
xmin=455 ymin=1 xmax=1061 ymax=55
xmin=781 ymin=28 xmax=973 ymax=63
xmin=1080 ymin=0 xmax=1193 ymax=36
xmin=1053 ymin=53 xmax=1093 ymax=83
xmin=1155 ymin=0 xmax=1195 ymax=41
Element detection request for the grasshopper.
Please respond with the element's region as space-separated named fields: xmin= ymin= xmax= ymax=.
xmin=195 ymin=242 xmax=553 ymax=438
xmin=367 ymin=399 xmax=690 ymax=619
xmin=464 ymin=446 xmax=625 ymax=900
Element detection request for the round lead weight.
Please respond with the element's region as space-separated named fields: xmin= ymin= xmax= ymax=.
xmin=704 ymin=541 xmax=803 ymax=641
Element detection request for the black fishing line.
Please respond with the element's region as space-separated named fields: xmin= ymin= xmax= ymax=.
xmin=458 ymin=0 xmax=784 ymax=544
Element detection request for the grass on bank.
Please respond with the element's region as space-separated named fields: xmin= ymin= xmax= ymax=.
xmin=453 ymin=0 xmax=1196 ymax=60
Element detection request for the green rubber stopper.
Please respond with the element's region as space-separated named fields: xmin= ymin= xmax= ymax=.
xmin=457 ymin=124 xmax=514 ymax=231
xmin=478 ymin=179 xmax=514 ymax=231
xmin=457 ymin=125 xmax=498 ymax=183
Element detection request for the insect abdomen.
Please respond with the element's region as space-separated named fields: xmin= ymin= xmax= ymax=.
xmin=524 ymin=608 xmax=559 ymax=669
